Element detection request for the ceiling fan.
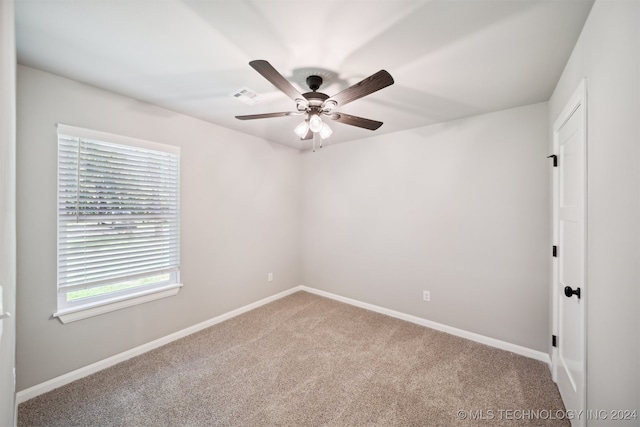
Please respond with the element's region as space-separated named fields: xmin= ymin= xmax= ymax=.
xmin=235 ymin=60 xmax=394 ymax=148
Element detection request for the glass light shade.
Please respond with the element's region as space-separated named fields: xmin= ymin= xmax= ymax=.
xmin=309 ymin=114 xmax=323 ymax=133
xmin=319 ymin=123 xmax=333 ymax=140
xmin=294 ymin=121 xmax=309 ymax=138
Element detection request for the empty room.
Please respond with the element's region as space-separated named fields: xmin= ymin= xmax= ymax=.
xmin=1 ymin=0 xmax=639 ymax=426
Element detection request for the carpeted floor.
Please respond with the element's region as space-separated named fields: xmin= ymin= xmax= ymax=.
xmin=18 ymin=291 xmax=568 ymax=426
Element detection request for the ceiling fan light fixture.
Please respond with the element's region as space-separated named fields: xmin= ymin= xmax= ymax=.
xmin=294 ymin=120 xmax=309 ymax=138
xmin=319 ymin=123 xmax=333 ymax=140
xmin=309 ymin=114 xmax=323 ymax=133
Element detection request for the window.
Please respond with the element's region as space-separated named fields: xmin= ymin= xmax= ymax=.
xmin=55 ymin=124 xmax=181 ymax=323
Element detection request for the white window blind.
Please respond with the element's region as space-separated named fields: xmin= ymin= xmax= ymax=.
xmin=56 ymin=124 xmax=180 ymax=314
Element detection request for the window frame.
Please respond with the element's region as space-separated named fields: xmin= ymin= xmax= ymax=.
xmin=53 ymin=124 xmax=182 ymax=323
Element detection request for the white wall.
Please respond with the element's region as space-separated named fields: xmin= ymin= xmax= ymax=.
xmin=549 ymin=0 xmax=639 ymax=420
xmin=16 ymin=66 xmax=302 ymax=391
xmin=16 ymin=66 xmax=553 ymax=394
xmin=301 ymin=103 xmax=551 ymax=352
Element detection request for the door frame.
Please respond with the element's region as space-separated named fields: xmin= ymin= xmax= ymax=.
xmin=0 ymin=0 xmax=17 ymax=425
xmin=551 ymin=78 xmax=587 ymax=418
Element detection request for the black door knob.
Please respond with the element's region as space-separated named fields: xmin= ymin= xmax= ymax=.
xmin=564 ymin=286 xmax=581 ymax=299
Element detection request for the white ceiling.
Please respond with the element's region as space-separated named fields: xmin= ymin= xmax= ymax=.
xmin=16 ymin=0 xmax=594 ymax=149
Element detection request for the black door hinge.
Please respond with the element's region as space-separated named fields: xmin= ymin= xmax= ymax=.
xmin=552 ymin=335 xmax=558 ymax=348
xmin=547 ymin=154 xmax=558 ymax=167
xmin=552 ymin=246 xmax=557 ymax=257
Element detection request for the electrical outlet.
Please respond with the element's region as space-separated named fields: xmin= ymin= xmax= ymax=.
xmin=423 ymin=291 xmax=430 ymax=302
xmin=268 ymin=272 xmax=273 ymax=282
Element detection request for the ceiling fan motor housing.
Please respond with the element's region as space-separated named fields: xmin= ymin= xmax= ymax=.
xmin=303 ymin=75 xmax=328 ymax=113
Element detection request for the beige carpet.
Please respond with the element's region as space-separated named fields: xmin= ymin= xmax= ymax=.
xmin=18 ymin=291 xmax=568 ymax=426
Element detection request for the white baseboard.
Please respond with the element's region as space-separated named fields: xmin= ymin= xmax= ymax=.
xmin=17 ymin=284 xmax=550 ymax=405
xmin=300 ymin=286 xmax=551 ymax=366
xmin=15 ymin=286 xmax=303 ymax=405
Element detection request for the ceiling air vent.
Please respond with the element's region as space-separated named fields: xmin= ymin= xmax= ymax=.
xmin=229 ymin=87 xmax=263 ymax=105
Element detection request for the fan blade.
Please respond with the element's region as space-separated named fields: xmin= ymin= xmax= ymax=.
xmin=250 ymin=60 xmax=307 ymax=105
xmin=236 ymin=112 xmax=302 ymax=120
xmin=326 ymin=70 xmax=394 ymax=108
xmin=328 ymin=113 xmax=383 ymax=130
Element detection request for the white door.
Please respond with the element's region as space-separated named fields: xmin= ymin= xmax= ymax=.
xmin=0 ymin=1 xmax=17 ymax=425
xmin=552 ymin=79 xmax=586 ymax=426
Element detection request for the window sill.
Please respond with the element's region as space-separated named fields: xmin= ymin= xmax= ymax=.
xmin=53 ymin=283 xmax=183 ymax=324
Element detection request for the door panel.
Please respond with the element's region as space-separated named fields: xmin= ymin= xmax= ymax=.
xmin=552 ymin=80 xmax=586 ymax=426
